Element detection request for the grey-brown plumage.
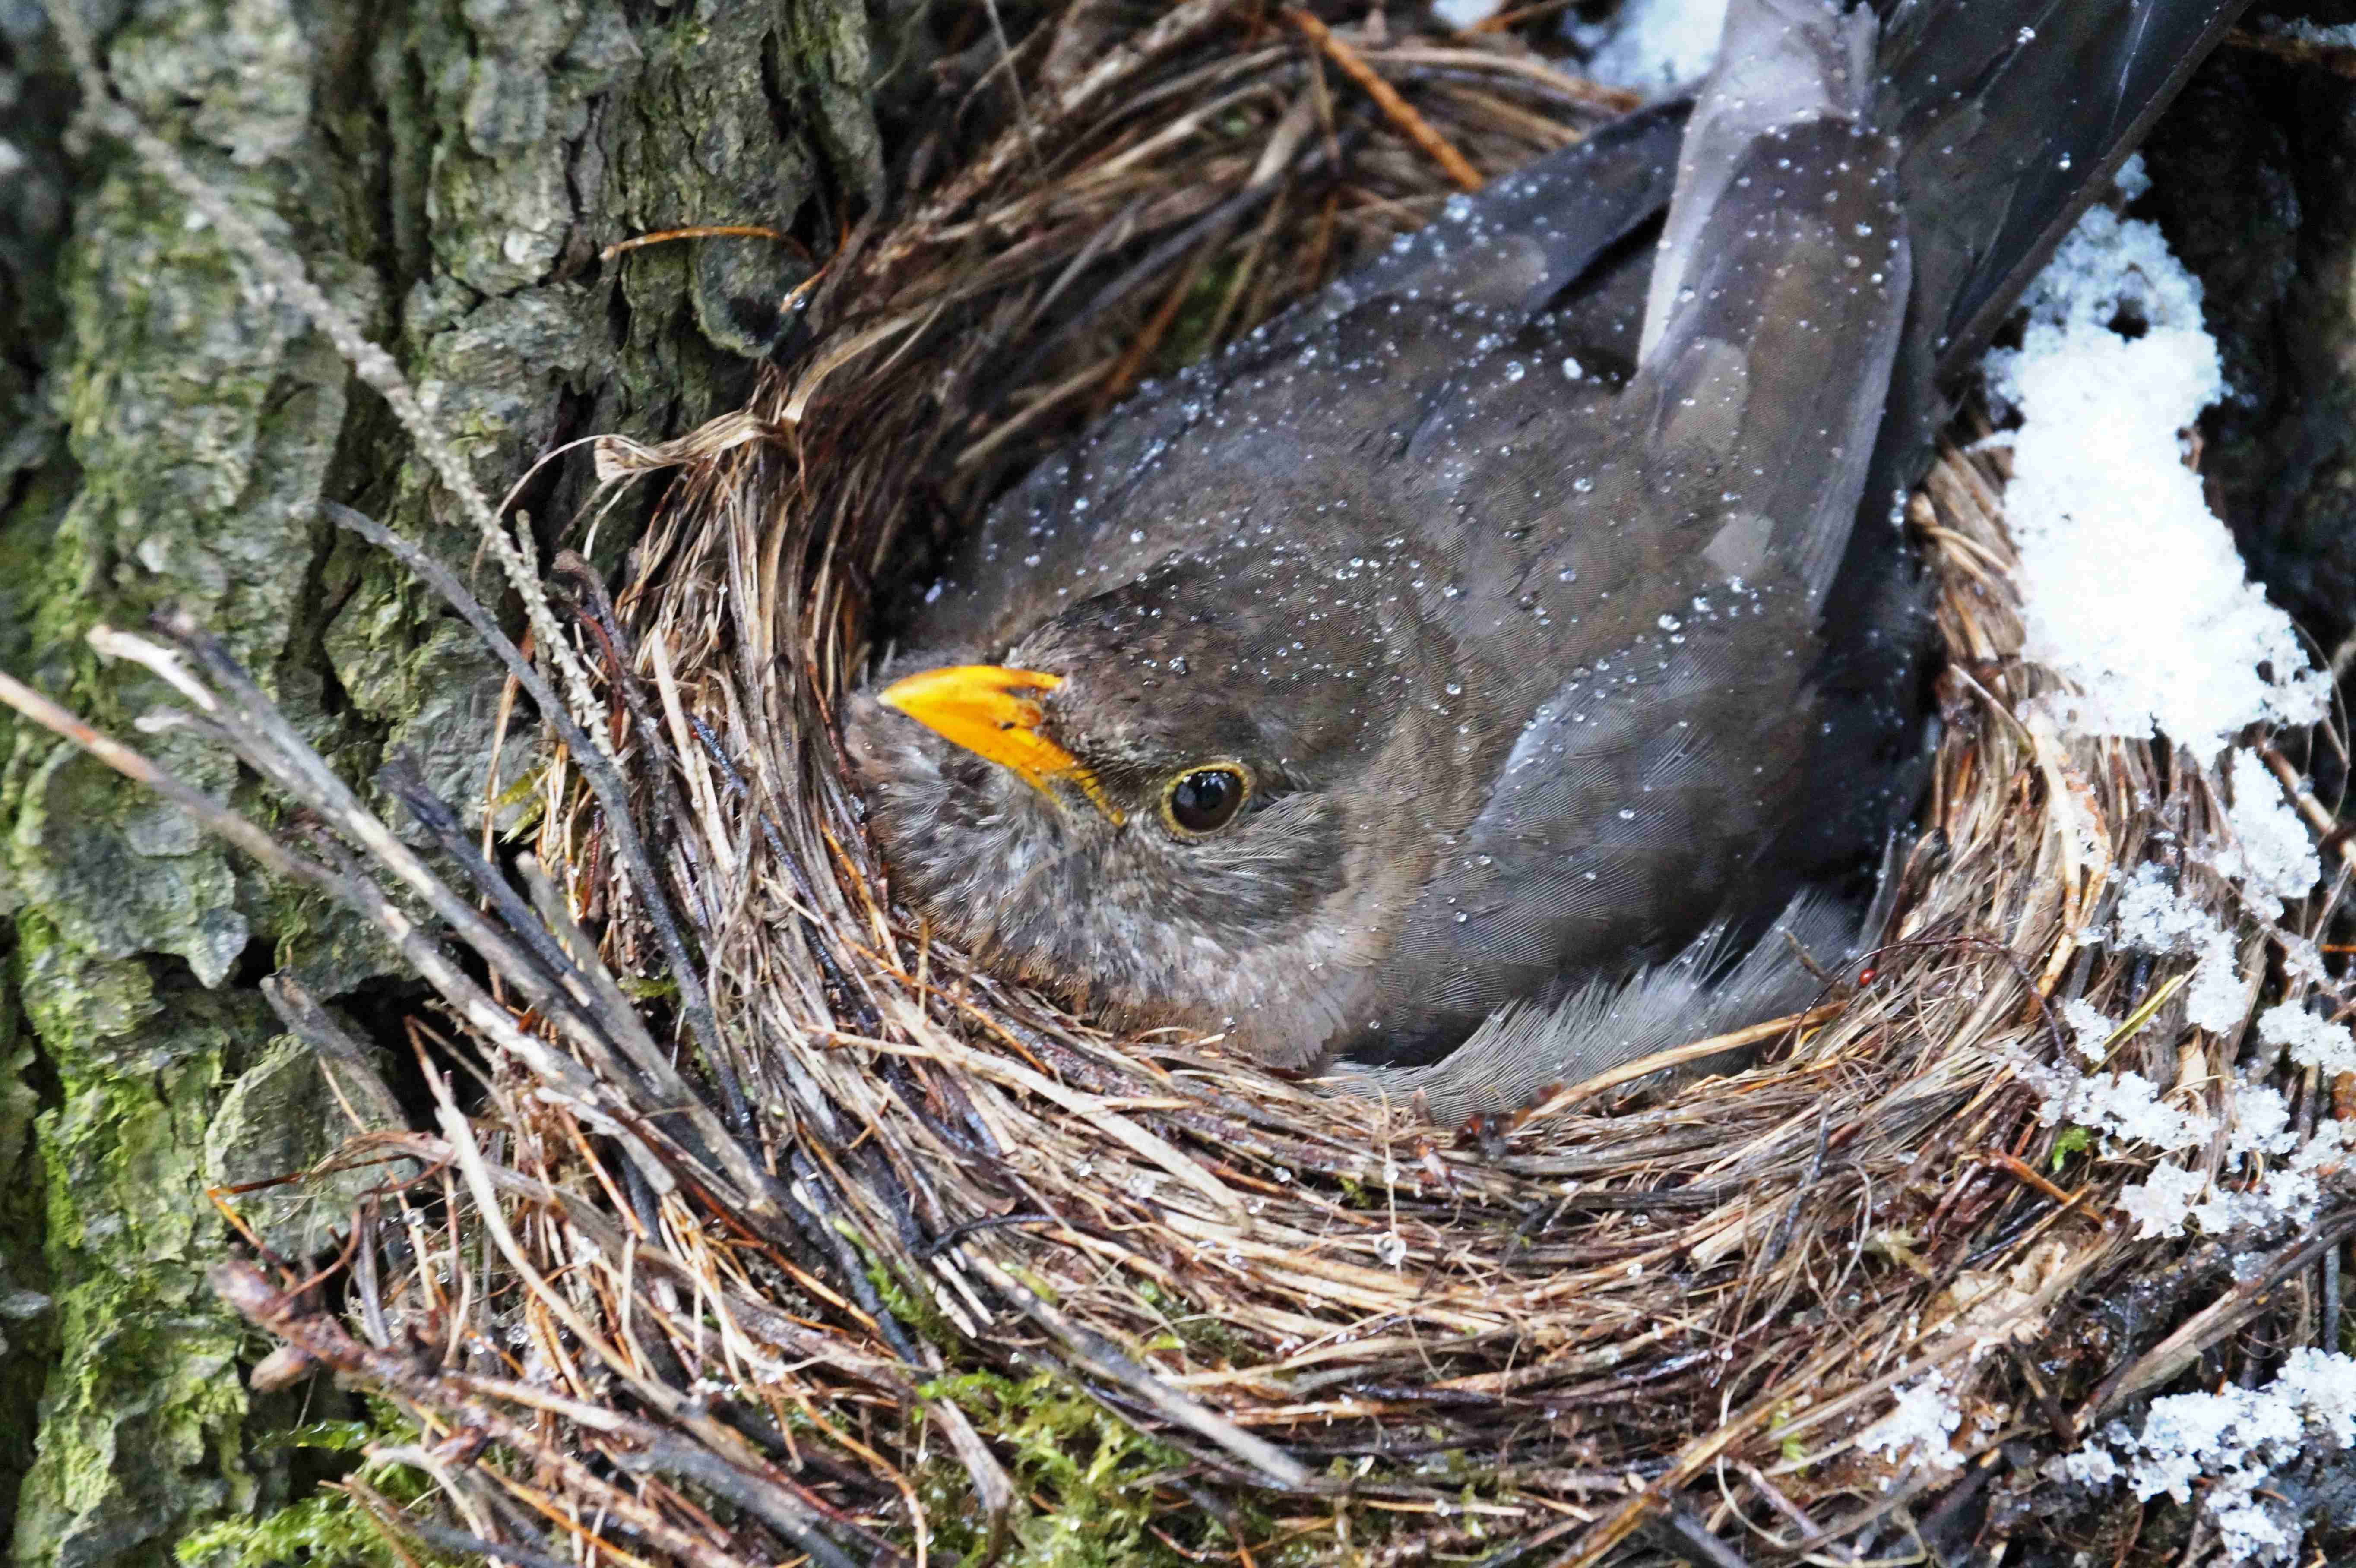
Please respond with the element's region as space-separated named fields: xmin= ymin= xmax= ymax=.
xmin=847 ymin=0 xmax=2248 ymax=1084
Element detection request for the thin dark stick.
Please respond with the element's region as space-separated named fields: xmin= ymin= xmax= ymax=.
xmin=378 ymin=751 xmax=585 ymax=994
xmin=1653 ymin=1503 xmax=1756 ymax=1568
xmin=319 ymin=501 xmax=745 ymax=1128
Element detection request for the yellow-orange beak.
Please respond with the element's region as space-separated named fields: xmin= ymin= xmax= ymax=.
xmin=877 ymin=664 xmax=1123 ymax=823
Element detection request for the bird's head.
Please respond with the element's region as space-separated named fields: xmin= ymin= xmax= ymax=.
xmin=845 ymin=553 xmax=1458 ymax=1065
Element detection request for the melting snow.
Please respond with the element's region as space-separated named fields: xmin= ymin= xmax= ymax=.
xmin=1987 ymin=168 xmax=2344 ymax=1289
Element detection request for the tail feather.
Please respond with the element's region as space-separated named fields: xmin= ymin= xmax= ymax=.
xmin=1327 ymin=888 xmax=1869 ymax=1125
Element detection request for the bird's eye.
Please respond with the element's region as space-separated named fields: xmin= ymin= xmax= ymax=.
xmin=1162 ymin=765 xmax=1249 ymax=835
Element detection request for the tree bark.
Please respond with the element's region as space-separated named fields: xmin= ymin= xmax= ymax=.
xmin=0 ymin=0 xmax=882 ymax=1561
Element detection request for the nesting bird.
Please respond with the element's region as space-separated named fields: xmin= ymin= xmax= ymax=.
xmin=848 ymin=0 xmax=2248 ymax=1105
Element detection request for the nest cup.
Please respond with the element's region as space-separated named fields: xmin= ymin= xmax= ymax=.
xmin=195 ymin=3 xmax=2346 ymax=1563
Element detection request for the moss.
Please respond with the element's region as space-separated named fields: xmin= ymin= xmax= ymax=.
xmin=603 ymin=2 xmax=817 ymax=370
xmin=3 ymin=3 xmax=358 ymax=1547
xmin=1134 ymin=1280 xmax=1242 ymax=1362
xmin=174 ymin=1418 xmax=440 ymax=1568
xmin=778 ymin=0 xmax=885 ymax=211
xmin=0 ymin=0 xmax=877 ymax=1557
xmin=10 ymin=916 xmax=269 ymax=1568
xmin=922 ymin=1369 xmax=1200 ymax=1568
xmin=1158 ymin=261 xmax=1248 ymax=376
xmin=1 ymin=924 xmax=52 ymax=1549
xmin=174 ymin=1491 xmax=394 ymax=1568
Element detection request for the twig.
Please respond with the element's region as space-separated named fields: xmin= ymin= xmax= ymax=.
xmin=1653 ymin=1504 xmax=1755 ymax=1568
xmin=1286 ymin=9 xmax=1483 ymax=192
xmin=318 ymin=503 xmax=743 ymax=1134
xmin=212 ymin=1259 xmax=887 ymax=1568
xmin=603 ymin=224 xmax=811 ymax=262
xmin=2079 ymin=1208 xmax=2356 ymax=1423
xmin=2260 ymin=745 xmax=2353 ymax=871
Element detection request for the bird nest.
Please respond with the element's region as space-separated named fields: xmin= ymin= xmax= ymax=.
xmin=40 ymin=2 xmax=2353 ymax=1565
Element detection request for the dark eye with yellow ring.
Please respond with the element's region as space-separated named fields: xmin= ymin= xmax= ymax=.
xmin=1163 ymin=765 xmax=1249 ymax=835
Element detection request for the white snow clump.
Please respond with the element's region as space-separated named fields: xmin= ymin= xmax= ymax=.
xmin=1986 ymin=174 xmax=2338 ymax=1255
xmin=1429 ymin=0 xmax=1504 ymax=32
xmin=2216 ymin=751 xmax=2323 ymax=916
xmin=2057 ymin=997 xmax=2119 ymax=1063
xmin=1985 ymin=204 xmax=2330 ymax=754
xmin=2115 ymin=1161 xmax=2209 ymax=1240
xmin=2109 ymin=864 xmax=2247 ymax=1034
xmin=2257 ymin=1000 xmax=2356 ymax=1077
xmin=1855 ymin=1372 xmax=1965 ymax=1477
xmin=2267 ymin=18 xmax=2356 ymax=50
xmin=2057 ymin=1350 xmax=2356 ymax=1562
xmin=2049 ymin=1066 xmax=2210 ymax=1154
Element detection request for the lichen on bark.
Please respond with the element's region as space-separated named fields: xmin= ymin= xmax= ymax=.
xmin=0 ymin=0 xmax=878 ymax=1559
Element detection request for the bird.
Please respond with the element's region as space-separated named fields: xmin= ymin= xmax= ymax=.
xmin=845 ymin=0 xmax=2250 ymax=1110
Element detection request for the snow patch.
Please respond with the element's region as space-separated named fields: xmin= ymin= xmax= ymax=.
xmin=2267 ymin=18 xmax=2356 ymax=51
xmin=2058 ymin=1351 xmax=2356 ymax=1562
xmin=2225 ymin=1081 xmax=2296 ymax=1160
xmin=2117 ymin=1161 xmax=2207 ymax=1240
xmin=1569 ymin=0 xmax=1729 ymax=95
xmin=2058 ymin=997 xmax=2118 ymax=1063
xmin=2257 ymin=1002 xmax=2356 ymax=1077
xmin=1855 ymin=1372 xmax=1965 ymax=1476
xmin=2214 ymin=751 xmax=2321 ymax=916
xmin=2108 ymin=866 xmax=2247 ymax=1034
xmin=1431 ymin=0 xmax=1504 ymax=31
xmin=2111 ymin=150 xmax=2151 ymax=203
xmin=1985 ymin=207 xmax=2329 ymax=755
xmin=2064 ymin=1071 xmax=2213 ymax=1154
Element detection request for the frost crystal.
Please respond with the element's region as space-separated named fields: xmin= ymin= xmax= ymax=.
xmin=2257 ymin=1002 xmax=2356 ymax=1076
xmin=2116 ymin=1161 xmax=2206 ymax=1239
xmin=2215 ymin=751 xmax=2321 ymax=916
xmin=1855 ymin=1372 xmax=1964 ymax=1476
xmin=2062 ymin=1352 xmax=2356 ymax=1563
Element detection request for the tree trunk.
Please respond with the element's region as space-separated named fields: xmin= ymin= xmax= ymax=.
xmin=0 ymin=0 xmax=883 ymax=1561
xmin=4 ymin=4 xmax=2355 ymax=1565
